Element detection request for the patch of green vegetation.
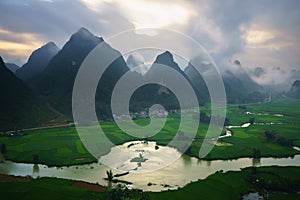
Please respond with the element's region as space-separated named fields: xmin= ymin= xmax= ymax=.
xmin=0 ymin=98 xmax=299 ymax=166
xmin=0 ymin=175 xmax=147 ymax=200
xmin=0 ymin=127 xmax=96 ymax=166
xmin=148 ymin=166 xmax=300 ymax=200
xmin=130 ymin=157 xmax=147 ymax=163
xmin=204 ymin=124 xmax=299 ymax=160
xmin=0 ymin=176 xmax=107 ymax=200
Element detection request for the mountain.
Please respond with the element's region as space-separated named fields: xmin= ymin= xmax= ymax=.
xmin=5 ymin=63 xmax=19 ymax=73
xmin=0 ymin=57 xmax=52 ymax=130
xmin=130 ymin=51 xmax=189 ymax=111
xmin=30 ymin=27 xmax=130 ymax=118
xmin=184 ymin=58 xmax=267 ymax=104
xmin=223 ymin=60 xmax=266 ymax=103
xmin=288 ymin=80 xmax=300 ymax=98
xmin=16 ymin=42 xmax=60 ymax=81
xmin=184 ymin=62 xmax=210 ymax=104
xmin=147 ymin=51 xmax=183 ymax=75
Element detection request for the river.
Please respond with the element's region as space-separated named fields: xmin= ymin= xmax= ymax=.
xmin=0 ymin=141 xmax=300 ymax=192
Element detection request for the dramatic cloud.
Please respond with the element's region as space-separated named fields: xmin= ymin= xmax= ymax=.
xmin=0 ymin=0 xmax=134 ymax=62
xmin=0 ymin=0 xmax=299 ymax=89
xmin=0 ymin=28 xmax=44 ymax=60
xmin=81 ymin=0 xmax=195 ymax=30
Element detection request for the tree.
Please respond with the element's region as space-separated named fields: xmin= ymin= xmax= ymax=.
xmin=33 ymin=154 xmax=39 ymax=164
xmin=107 ymin=184 xmax=150 ymax=200
xmin=224 ymin=118 xmax=230 ymax=126
xmin=106 ymin=170 xmax=114 ymax=182
xmin=249 ymin=118 xmax=255 ymax=125
xmin=252 ymin=148 xmax=261 ymax=158
xmin=251 ymin=166 xmax=257 ymax=175
xmin=0 ymin=144 xmax=6 ymax=154
xmin=184 ymin=146 xmax=192 ymax=155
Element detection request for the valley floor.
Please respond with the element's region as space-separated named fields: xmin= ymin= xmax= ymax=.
xmin=0 ymin=98 xmax=299 ymax=166
xmin=0 ymin=98 xmax=299 ymax=199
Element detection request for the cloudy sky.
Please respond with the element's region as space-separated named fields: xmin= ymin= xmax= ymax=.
xmin=0 ymin=0 xmax=300 ymax=87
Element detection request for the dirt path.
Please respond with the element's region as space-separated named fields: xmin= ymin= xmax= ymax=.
xmin=0 ymin=174 xmax=31 ymax=183
xmin=46 ymin=101 xmax=65 ymax=119
xmin=72 ymin=181 xmax=107 ymax=192
xmin=0 ymin=101 xmax=72 ymax=134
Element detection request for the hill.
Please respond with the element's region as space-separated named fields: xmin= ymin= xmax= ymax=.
xmin=16 ymin=42 xmax=59 ymax=81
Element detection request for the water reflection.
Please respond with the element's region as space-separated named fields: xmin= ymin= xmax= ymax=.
xmin=32 ymin=164 xmax=39 ymax=178
xmin=182 ymin=155 xmax=192 ymax=166
xmin=206 ymin=160 xmax=211 ymax=167
xmin=252 ymin=158 xmax=261 ymax=167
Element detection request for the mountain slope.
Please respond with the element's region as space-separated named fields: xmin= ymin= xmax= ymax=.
xmin=30 ymin=27 xmax=130 ymax=118
xmin=184 ymin=60 xmax=267 ymax=104
xmin=288 ymin=80 xmax=300 ymax=98
xmin=184 ymin=62 xmax=210 ymax=104
xmin=0 ymin=57 xmax=52 ymax=130
xmin=130 ymin=51 xmax=188 ymax=111
xmin=5 ymin=63 xmax=19 ymax=73
xmin=16 ymin=42 xmax=59 ymax=81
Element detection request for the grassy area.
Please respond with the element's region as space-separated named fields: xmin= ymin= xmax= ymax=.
xmin=0 ymin=175 xmax=107 ymax=200
xmin=192 ymin=98 xmax=300 ymax=160
xmin=202 ymin=124 xmax=300 ymax=160
xmin=149 ymin=166 xmax=300 ymax=200
xmin=0 ymin=127 xmax=96 ymax=166
xmin=0 ymin=166 xmax=299 ymax=199
xmin=0 ymin=98 xmax=299 ymax=166
xmin=0 ymin=174 xmax=149 ymax=200
xmin=225 ymin=98 xmax=300 ymax=126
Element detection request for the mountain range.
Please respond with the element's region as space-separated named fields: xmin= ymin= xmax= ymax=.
xmin=0 ymin=27 xmax=297 ymax=130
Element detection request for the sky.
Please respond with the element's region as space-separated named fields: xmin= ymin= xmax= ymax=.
xmin=0 ymin=0 xmax=300 ymax=88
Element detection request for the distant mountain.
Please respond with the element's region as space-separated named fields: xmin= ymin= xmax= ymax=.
xmin=184 ymin=62 xmax=210 ymax=104
xmin=147 ymin=51 xmax=183 ymax=75
xmin=16 ymin=42 xmax=60 ymax=81
xmin=223 ymin=60 xmax=267 ymax=103
xmin=130 ymin=51 xmax=189 ymax=111
xmin=5 ymin=63 xmax=19 ymax=73
xmin=0 ymin=56 xmax=52 ymax=130
xmin=184 ymin=58 xmax=267 ymax=104
xmin=288 ymin=80 xmax=300 ymax=98
xmin=30 ymin=27 xmax=129 ymax=118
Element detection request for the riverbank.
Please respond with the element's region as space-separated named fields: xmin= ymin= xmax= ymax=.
xmin=1 ymin=166 xmax=299 ymax=199
xmin=1 ymin=150 xmax=300 ymax=192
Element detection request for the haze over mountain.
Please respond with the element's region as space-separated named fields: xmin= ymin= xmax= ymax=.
xmin=288 ymin=80 xmax=300 ymax=99
xmin=16 ymin=42 xmax=60 ymax=81
xmin=126 ymin=55 xmax=143 ymax=69
xmin=184 ymin=62 xmax=210 ymax=104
